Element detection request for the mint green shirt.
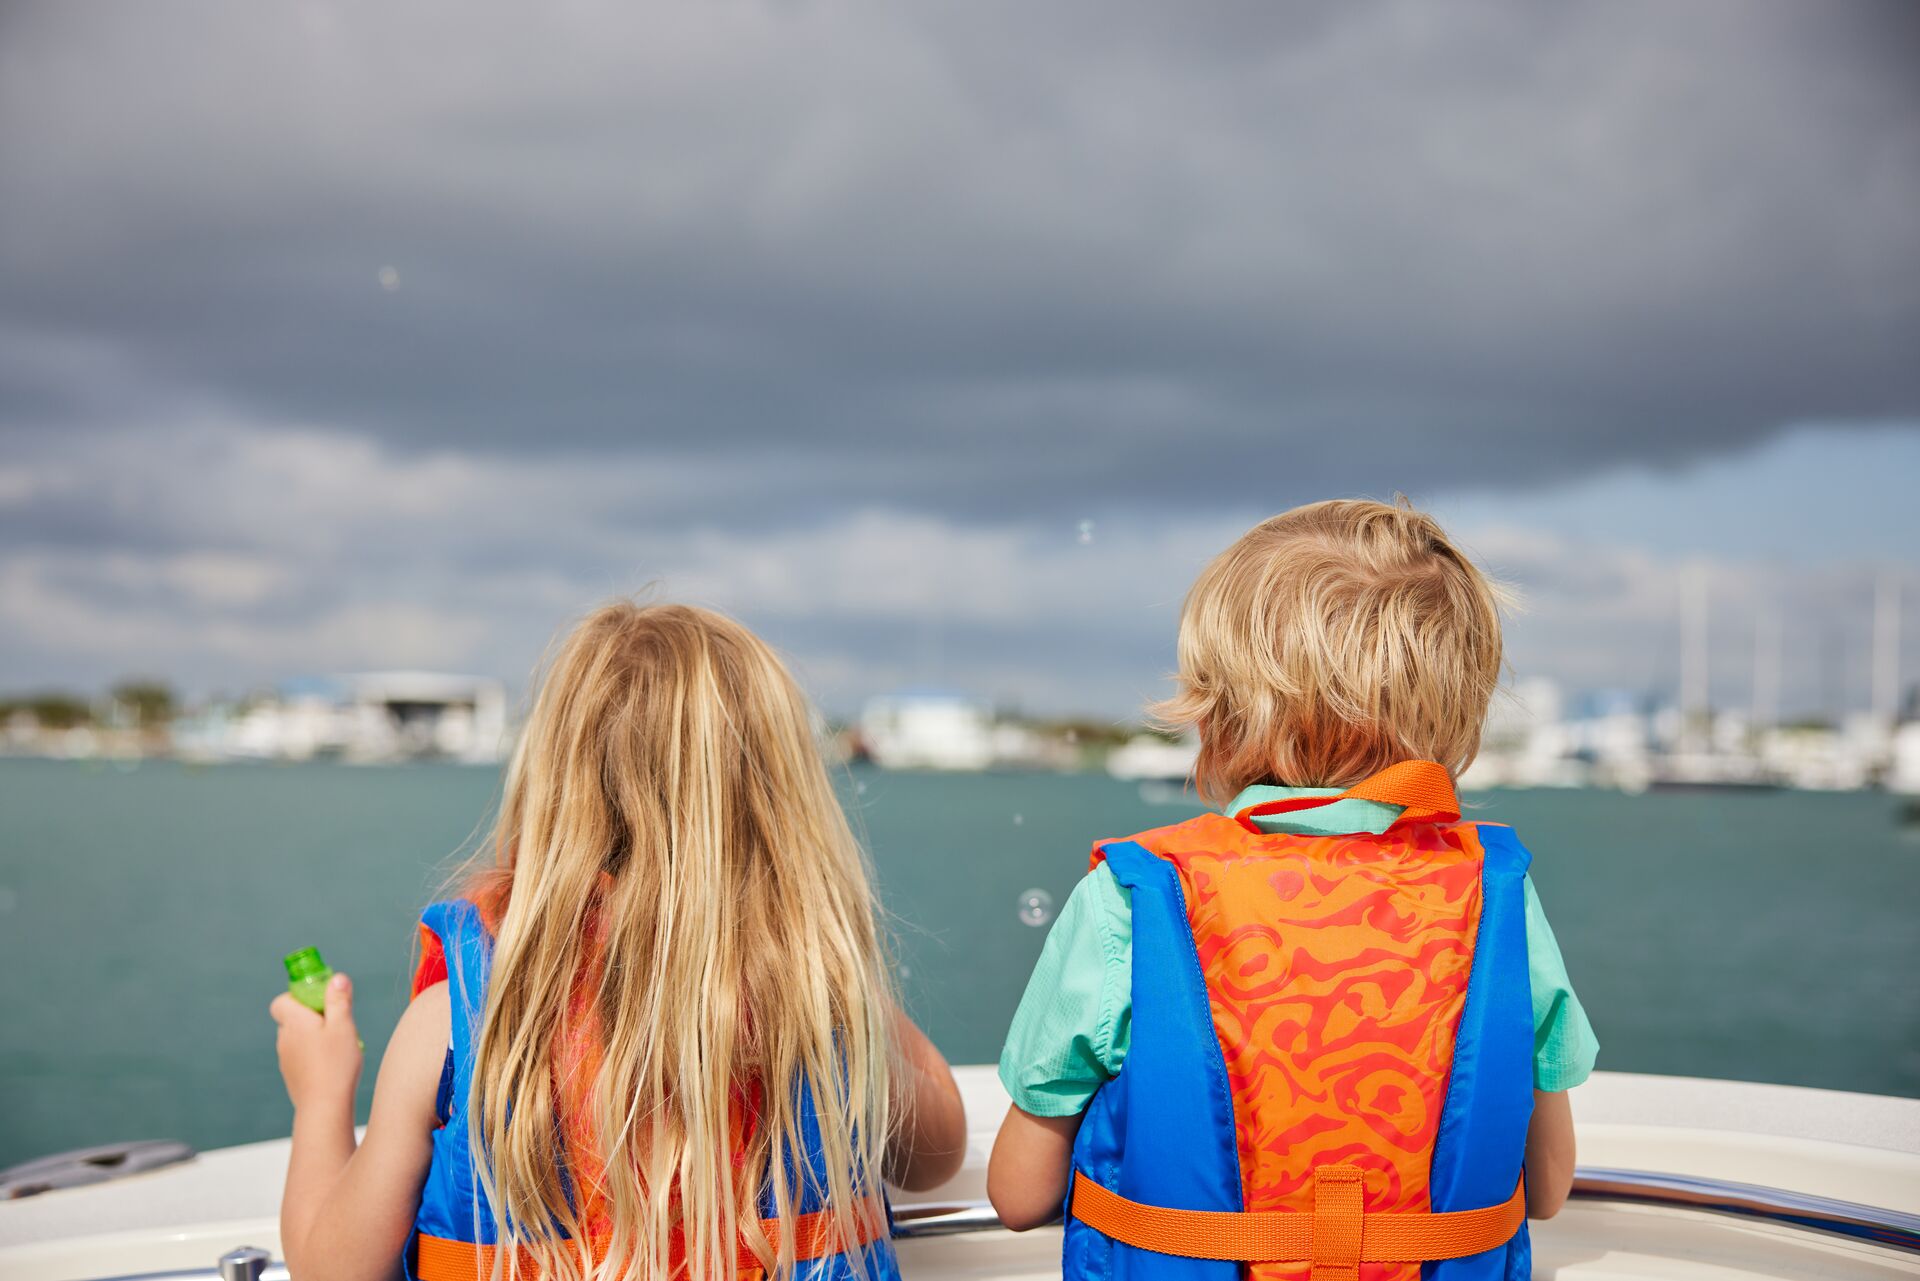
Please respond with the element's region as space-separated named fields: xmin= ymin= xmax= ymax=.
xmin=999 ymin=787 xmax=1599 ymax=1117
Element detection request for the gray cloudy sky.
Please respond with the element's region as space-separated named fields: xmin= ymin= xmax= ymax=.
xmin=2 ymin=0 xmax=1917 ymax=717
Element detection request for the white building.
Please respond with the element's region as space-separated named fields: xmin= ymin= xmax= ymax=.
xmin=1891 ymin=721 xmax=1920 ymax=795
xmin=1106 ymin=733 xmax=1200 ymax=782
xmin=191 ymin=672 xmax=509 ymax=763
xmin=1463 ymin=678 xmax=1589 ymax=788
xmin=1756 ymin=723 xmax=1869 ymax=792
xmin=858 ymin=691 xmax=994 ymax=771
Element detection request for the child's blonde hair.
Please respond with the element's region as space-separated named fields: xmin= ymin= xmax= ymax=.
xmin=1154 ymin=498 xmax=1505 ymax=805
xmin=459 ymin=601 xmax=892 ymax=1279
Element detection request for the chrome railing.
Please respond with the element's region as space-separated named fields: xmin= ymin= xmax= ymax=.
xmin=88 ymin=1166 xmax=1920 ymax=1280
xmin=1570 ymin=1166 xmax=1920 ymax=1250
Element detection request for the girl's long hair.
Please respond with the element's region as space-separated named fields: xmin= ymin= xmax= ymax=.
xmin=458 ymin=601 xmax=892 ymax=1279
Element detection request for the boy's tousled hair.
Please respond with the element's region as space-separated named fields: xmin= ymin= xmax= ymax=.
xmin=1153 ymin=498 xmax=1507 ymax=806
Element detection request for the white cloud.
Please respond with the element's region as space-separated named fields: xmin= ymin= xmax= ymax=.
xmin=1 ymin=422 xmax=1913 ymax=719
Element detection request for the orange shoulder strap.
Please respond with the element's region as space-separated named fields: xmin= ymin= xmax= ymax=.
xmin=1234 ymin=759 xmax=1459 ymax=832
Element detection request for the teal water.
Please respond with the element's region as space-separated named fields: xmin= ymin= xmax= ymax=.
xmin=1 ymin=759 xmax=1916 ymax=1167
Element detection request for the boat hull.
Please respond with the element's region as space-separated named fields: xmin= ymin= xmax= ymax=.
xmin=3 ymin=1069 xmax=1917 ymax=1279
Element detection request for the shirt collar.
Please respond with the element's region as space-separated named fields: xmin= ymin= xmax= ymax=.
xmin=1224 ymin=784 xmax=1403 ymax=837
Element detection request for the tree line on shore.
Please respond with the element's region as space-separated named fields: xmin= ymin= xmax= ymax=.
xmin=0 ymin=681 xmax=175 ymax=730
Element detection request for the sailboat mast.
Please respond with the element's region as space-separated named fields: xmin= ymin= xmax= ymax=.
xmin=1873 ymin=570 xmax=1901 ymax=726
xmin=1681 ymin=564 xmax=1710 ymax=751
xmin=1752 ymin=605 xmax=1779 ymax=733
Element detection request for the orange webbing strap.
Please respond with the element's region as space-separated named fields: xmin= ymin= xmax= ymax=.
xmin=1312 ymin=1165 xmax=1363 ymax=1281
xmin=1234 ymin=759 xmax=1460 ymax=831
xmin=414 ymin=1198 xmax=888 ymax=1280
xmin=1070 ymin=1167 xmax=1524 ymax=1276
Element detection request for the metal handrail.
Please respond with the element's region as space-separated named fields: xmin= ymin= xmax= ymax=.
xmin=1569 ymin=1166 xmax=1920 ymax=1250
xmin=892 ymin=1199 xmax=1013 ymax=1238
xmin=890 ymin=1167 xmax=1920 ymax=1250
xmin=86 ymin=1165 xmax=1920 ymax=1279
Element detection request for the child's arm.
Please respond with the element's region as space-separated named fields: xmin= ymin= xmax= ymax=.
xmin=270 ymin=973 xmax=449 ymax=1280
xmin=884 ymin=1004 xmax=968 ymax=1192
xmin=1520 ymin=876 xmax=1593 ymax=1220
xmin=986 ymin=863 xmax=1125 ymax=1231
xmin=1524 ymin=1088 xmax=1576 ymax=1218
xmin=987 ymin=1105 xmax=1080 ymax=1230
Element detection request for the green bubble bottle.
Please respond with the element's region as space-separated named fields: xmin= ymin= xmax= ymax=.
xmin=284 ymin=946 xmax=364 ymax=1049
xmin=284 ymin=946 xmax=335 ymax=1014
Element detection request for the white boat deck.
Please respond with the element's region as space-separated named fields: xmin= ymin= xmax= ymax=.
xmin=3 ymin=1069 xmax=1918 ymax=1279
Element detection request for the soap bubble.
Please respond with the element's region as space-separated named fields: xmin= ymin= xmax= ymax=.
xmin=854 ymin=779 xmax=867 ymax=795
xmin=897 ymin=964 xmax=912 ymax=981
xmin=377 ymin=265 xmax=401 ymax=291
xmin=1077 ymin=519 xmax=1095 ymax=545
xmin=1017 ymin=888 xmax=1054 ymax=927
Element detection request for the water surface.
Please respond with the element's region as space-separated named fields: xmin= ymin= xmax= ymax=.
xmin=1 ymin=760 xmax=1914 ymax=1165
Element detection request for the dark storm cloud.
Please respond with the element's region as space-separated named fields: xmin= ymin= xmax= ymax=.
xmin=3 ymin=0 xmax=1916 ymax=524
xmin=3 ymin=0 xmax=1918 ymax=712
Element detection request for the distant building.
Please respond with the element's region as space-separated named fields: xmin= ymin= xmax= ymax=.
xmin=186 ymin=672 xmax=509 ymax=763
xmin=857 ymin=691 xmax=994 ymax=771
xmin=986 ymin=720 xmax=1083 ymax=772
xmin=1106 ymin=733 xmax=1199 ymax=783
xmin=1463 ymin=678 xmax=1589 ymax=788
xmin=1756 ymin=723 xmax=1868 ymax=792
xmin=1891 ymin=721 xmax=1920 ymax=795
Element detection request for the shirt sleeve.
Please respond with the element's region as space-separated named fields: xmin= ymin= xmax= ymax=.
xmin=997 ymin=863 xmax=1132 ymax=1117
xmin=1523 ymin=875 xmax=1599 ymax=1092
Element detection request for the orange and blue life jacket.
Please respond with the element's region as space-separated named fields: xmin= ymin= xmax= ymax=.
xmin=1064 ymin=761 xmax=1532 ymax=1281
xmin=405 ymin=897 xmax=901 ymax=1281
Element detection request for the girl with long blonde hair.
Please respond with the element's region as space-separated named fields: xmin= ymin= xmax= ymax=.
xmin=270 ymin=602 xmax=967 ymax=1280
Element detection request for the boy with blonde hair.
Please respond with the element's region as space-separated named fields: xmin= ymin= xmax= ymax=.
xmin=989 ymin=499 xmax=1595 ymax=1281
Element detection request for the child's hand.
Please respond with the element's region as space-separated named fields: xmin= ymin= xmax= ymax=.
xmin=269 ymin=972 xmax=362 ymax=1112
